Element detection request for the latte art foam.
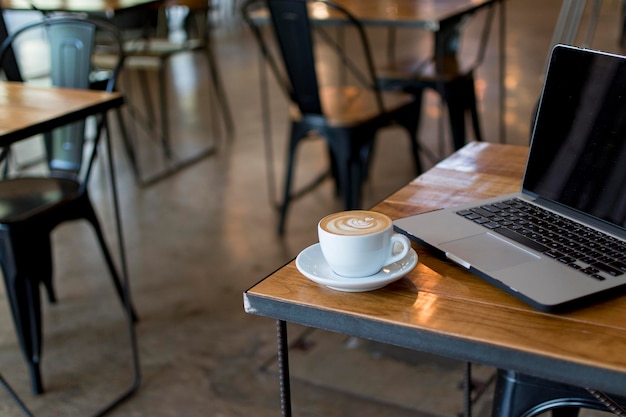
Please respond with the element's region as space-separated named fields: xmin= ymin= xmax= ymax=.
xmin=320 ymin=210 xmax=390 ymax=236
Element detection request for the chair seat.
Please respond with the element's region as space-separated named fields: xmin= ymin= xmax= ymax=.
xmin=377 ymin=56 xmax=484 ymax=150
xmin=289 ymin=86 xmax=417 ymax=127
xmin=113 ymin=38 xmax=206 ymax=71
xmin=377 ymin=57 xmax=474 ymax=84
xmin=0 ymin=177 xmax=79 ymax=224
xmin=123 ymin=37 xmax=205 ymax=58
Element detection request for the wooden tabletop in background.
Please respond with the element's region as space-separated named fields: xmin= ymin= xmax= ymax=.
xmin=246 ymin=0 xmax=497 ymax=29
xmin=0 ymin=0 xmax=160 ymax=13
xmin=0 ymin=82 xmax=123 ymax=145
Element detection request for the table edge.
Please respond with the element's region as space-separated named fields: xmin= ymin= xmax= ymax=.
xmin=243 ymin=290 xmax=626 ymax=395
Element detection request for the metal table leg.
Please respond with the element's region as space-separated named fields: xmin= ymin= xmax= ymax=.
xmin=276 ymin=320 xmax=292 ymax=417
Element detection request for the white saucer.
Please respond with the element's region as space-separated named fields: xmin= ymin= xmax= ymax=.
xmin=295 ymin=243 xmax=418 ymax=292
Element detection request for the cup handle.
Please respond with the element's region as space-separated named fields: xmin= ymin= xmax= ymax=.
xmin=386 ymin=234 xmax=411 ymax=265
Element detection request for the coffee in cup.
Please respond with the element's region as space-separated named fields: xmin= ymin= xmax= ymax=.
xmin=318 ymin=210 xmax=411 ymax=277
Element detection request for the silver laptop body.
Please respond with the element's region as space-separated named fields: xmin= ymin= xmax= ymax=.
xmin=394 ymin=44 xmax=626 ymax=312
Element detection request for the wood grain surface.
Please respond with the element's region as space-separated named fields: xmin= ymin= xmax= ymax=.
xmin=0 ymin=82 xmax=123 ymax=145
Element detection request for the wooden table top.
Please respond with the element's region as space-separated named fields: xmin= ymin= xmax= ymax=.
xmin=244 ymin=142 xmax=626 ymax=394
xmin=248 ymin=0 xmax=496 ymax=29
xmin=0 ymin=81 xmax=123 ymax=145
xmin=336 ymin=0 xmax=494 ymax=28
xmin=0 ymin=0 xmax=160 ymax=13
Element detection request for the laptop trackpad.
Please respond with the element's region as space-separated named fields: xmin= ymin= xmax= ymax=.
xmin=440 ymin=233 xmax=540 ymax=272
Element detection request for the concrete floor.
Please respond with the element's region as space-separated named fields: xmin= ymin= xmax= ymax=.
xmin=0 ymin=0 xmax=624 ymax=416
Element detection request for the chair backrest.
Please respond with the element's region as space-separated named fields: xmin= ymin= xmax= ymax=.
xmin=242 ymin=0 xmax=384 ymax=118
xmin=89 ymin=7 xmax=159 ymax=41
xmin=46 ymin=21 xmax=97 ymax=173
xmin=431 ymin=2 xmax=497 ymax=74
xmin=467 ymin=2 xmax=496 ymax=72
xmin=100 ymin=1 xmax=208 ymax=44
xmin=0 ymin=16 xmax=125 ymax=182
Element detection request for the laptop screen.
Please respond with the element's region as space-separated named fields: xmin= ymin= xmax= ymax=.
xmin=522 ymin=45 xmax=626 ymax=230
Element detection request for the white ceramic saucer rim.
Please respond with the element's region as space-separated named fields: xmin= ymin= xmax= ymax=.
xmin=295 ymin=243 xmax=418 ymax=291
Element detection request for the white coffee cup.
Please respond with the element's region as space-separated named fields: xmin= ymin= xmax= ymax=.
xmin=318 ymin=210 xmax=411 ymax=278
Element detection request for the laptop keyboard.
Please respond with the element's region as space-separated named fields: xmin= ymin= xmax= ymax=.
xmin=457 ymin=198 xmax=626 ymax=281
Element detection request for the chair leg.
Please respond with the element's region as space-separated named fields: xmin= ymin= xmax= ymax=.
xmin=327 ymin=143 xmax=341 ymax=197
xmin=0 ymin=233 xmax=44 ymax=394
xmin=22 ymin=275 xmax=43 ymax=395
xmin=328 ymin=131 xmax=366 ymax=211
xmin=203 ymin=39 xmax=235 ymax=137
xmin=114 ymin=107 xmax=141 ymax=182
xmin=408 ymin=129 xmax=423 ymax=175
xmin=359 ymin=140 xmax=375 ymax=182
xmin=399 ymin=95 xmax=424 ymax=175
xmin=464 ymin=74 xmax=483 ymax=142
xmin=346 ymin=155 xmax=363 ymax=210
xmin=440 ymin=75 xmax=483 ymax=149
xmin=36 ymin=236 xmax=56 ymax=304
xmin=158 ymin=59 xmax=172 ymax=160
xmin=137 ymin=68 xmax=156 ymax=126
xmin=330 ymin=152 xmax=350 ymax=209
xmin=132 ymin=65 xmax=173 ymax=162
xmin=80 ymin=195 xmax=138 ymax=322
xmin=443 ymin=81 xmax=469 ymax=151
xmin=278 ymin=124 xmax=302 ymax=236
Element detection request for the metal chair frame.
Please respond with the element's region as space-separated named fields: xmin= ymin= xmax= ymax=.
xmin=376 ymin=2 xmax=497 ymax=156
xmin=492 ymin=370 xmax=626 ymax=417
xmin=0 ymin=15 xmax=140 ymax=416
xmin=243 ymin=0 xmax=423 ymax=234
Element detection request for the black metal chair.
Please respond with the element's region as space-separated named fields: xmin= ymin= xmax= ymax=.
xmin=376 ymin=2 xmax=496 ymax=153
xmin=0 ymin=15 xmax=140 ymax=405
xmin=492 ymin=370 xmax=626 ymax=417
xmin=242 ymin=0 xmax=423 ymax=235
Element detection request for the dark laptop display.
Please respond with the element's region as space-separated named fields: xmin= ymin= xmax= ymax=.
xmin=394 ymin=45 xmax=626 ymax=312
xmin=524 ymin=46 xmax=626 ymax=229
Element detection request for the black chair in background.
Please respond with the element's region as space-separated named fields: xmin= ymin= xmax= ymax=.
xmin=0 ymin=16 xmax=140 ymax=408
xmin=492 ymin=370 xmax=626 ymax=417
xmin=242 ymin=0 xmax=423 ymax=235
xmin=377 ymin=2 xmax=496 ymax=154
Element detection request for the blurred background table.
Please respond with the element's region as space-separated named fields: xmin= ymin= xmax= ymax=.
xmin=0 ymin=0 xmax=160 ymax=13
xmin=0 ymin=0 xmax=161 ymax=84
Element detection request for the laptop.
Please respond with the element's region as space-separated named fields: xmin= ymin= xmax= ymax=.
xmin=393 ymin=44 xmax=626 ymax=312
